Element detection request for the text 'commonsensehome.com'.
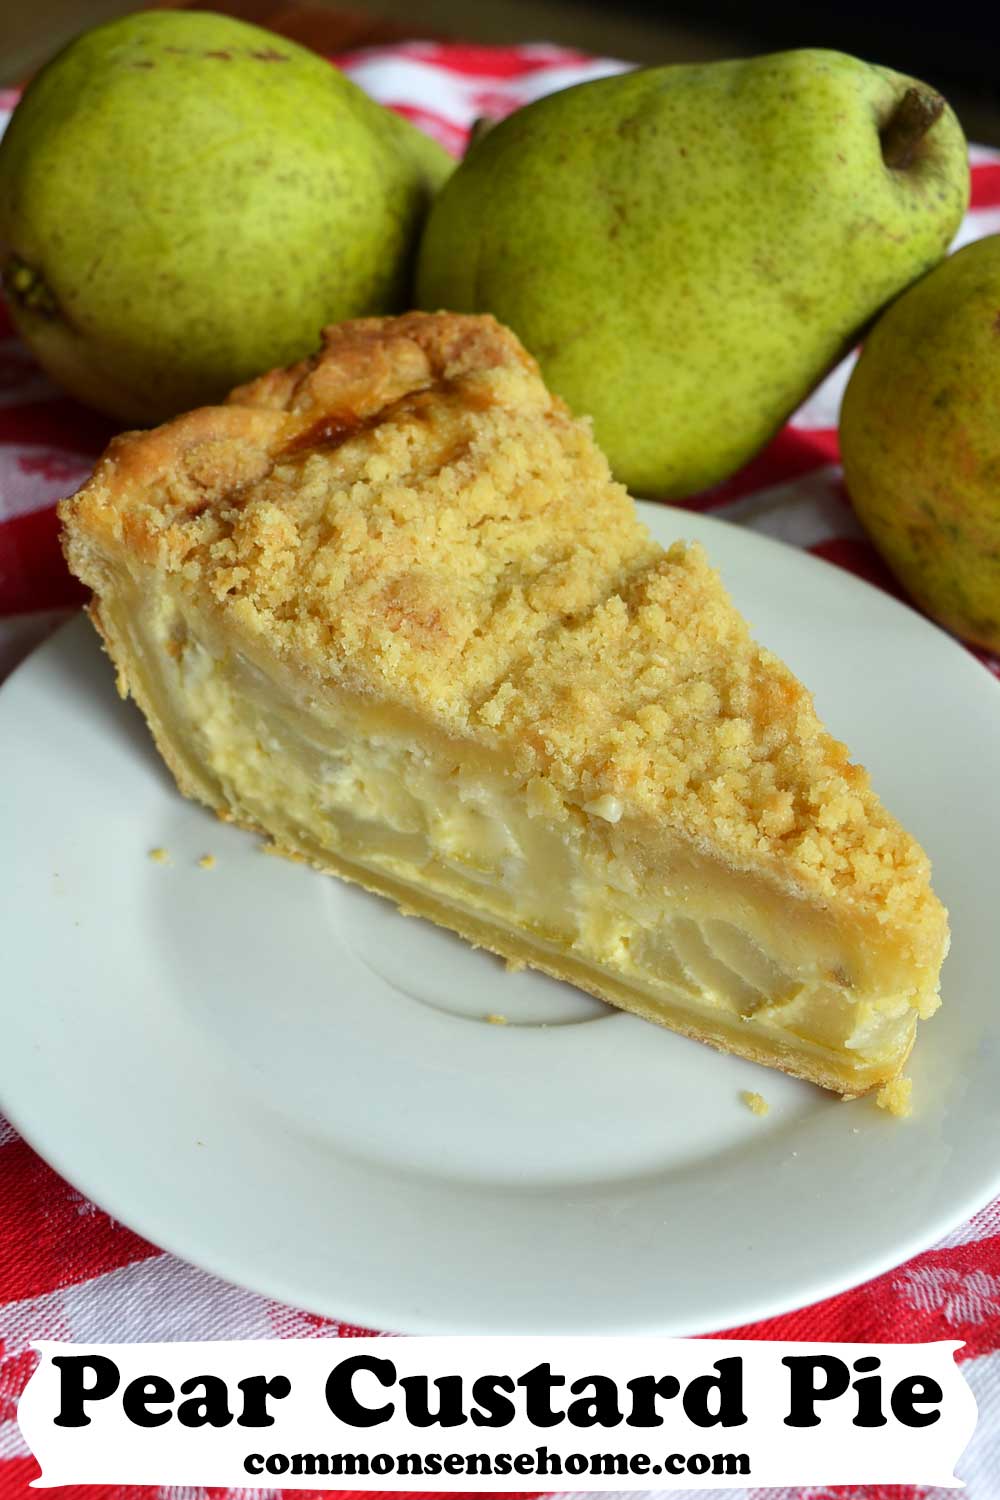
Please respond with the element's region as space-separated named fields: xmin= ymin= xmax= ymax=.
xmin=242 ymin=1446 xmax=751 ymax=1481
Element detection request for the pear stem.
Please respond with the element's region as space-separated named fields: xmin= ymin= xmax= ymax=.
xmin=880 ymin=86 xmax=945 ymax=170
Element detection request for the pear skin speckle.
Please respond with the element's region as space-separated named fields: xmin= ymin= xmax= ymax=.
xmin=417 ymin=49 xmax=968 ymax=499
xmin=841 ymin=235 xmax=1000 ymax=652
xmin=0 ymin=11 xmax=452 ymax=425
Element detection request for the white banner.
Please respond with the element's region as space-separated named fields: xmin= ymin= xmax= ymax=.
xmin=19 ymin=1338 xmax=975 ymax=1490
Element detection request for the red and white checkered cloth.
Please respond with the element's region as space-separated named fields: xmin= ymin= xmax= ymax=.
xmin=1 ymin=41 xmax=1000 ymax=1500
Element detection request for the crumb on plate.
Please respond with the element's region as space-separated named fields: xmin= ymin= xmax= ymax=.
xmin=148 ymin=847 xmax=169 ymax=864
xmin=876 ymin=1075 xmax=912 ymax=1118
xmin=486 ymin=1013 xmax=508 ymax=1026
xmin=197 ymin=854 xmax=216 ymax=870
xmin=741 ymin=1090 xmax=769 ymax=1117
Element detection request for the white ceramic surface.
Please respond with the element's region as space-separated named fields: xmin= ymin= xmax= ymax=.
xmin=2 ymin=506 xmax=999 ymax=1334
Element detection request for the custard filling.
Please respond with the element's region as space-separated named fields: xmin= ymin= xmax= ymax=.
xmin=116 ymin=584 xmax=927 ymax=1088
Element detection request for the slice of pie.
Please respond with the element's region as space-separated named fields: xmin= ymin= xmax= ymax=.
xmin=60 ymin=312 xmax=948 ymax=1098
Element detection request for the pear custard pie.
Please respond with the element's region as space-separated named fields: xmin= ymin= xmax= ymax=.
xmin=60 ymin=312 xmax=948 ymax=1100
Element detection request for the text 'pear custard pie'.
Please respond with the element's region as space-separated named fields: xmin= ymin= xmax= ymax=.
xmin=60 ymin=312 xmax=948 ymax=1103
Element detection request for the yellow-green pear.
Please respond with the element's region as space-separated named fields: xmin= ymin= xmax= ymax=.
xmin=0 ymin=10 xmax=452 ymax=424
xmin=417 ymin=49 xmax=968 ymax=498
xmin=841 ymin=235 xmax=1000 ymax=651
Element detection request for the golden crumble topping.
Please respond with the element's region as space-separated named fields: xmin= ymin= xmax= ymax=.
xmin=61 ymin=312 xmax=941 ymax=935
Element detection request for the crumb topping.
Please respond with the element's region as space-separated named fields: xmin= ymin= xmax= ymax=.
xmin=62 ymin=312 xmax=943 ymax=933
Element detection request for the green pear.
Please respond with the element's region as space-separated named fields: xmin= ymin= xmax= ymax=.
xmin=417 ymin=49 xmax=968 ymax=499
xmin=0 ymin=10 xmax=452 ymax=424
xmin=840 ymin=235 xmax=1000 ymax=651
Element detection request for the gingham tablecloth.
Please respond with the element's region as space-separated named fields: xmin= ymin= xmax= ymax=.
xmin=1 ymin=41 xmax=1000 ymax=1500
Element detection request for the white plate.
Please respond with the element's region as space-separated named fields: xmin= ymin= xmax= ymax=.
xmin=2 ymin=507 xmax=999 ymax=1335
